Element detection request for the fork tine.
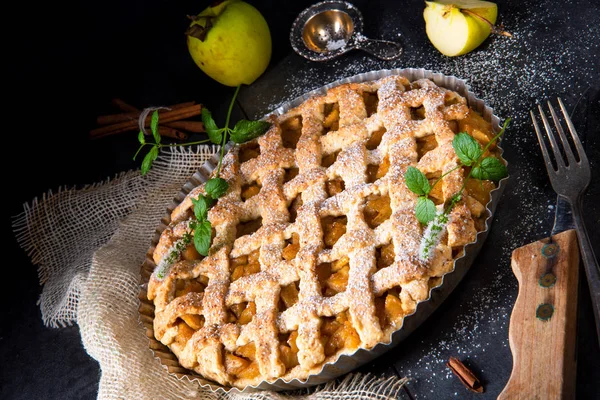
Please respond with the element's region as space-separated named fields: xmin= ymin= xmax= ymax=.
xmin=547 ymin=100 xmax=577 ymax=166
xmin=558 ymin=97 xmax=589 ymax=165
xmin=537 ymin=103 xmax=567 ymax=170
xmin=530 ymin=110 xmax=557 ymax=174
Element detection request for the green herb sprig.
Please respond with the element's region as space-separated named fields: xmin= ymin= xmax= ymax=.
xmin=138 ymin=85 xmax=271 ymax=277
xmin=155 ymin=220 xmax=196 ymax=279
xmin=405 ymin=118 xmax=510 ymax=260
xmin=133 ymin=109 xmax=213 ymax=175
xmin=133 ymin=86 xmax=270 ymax=177
xmin=201 ymin=85 xmax=270 ymax=176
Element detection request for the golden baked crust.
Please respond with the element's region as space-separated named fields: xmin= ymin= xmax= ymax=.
xmin=146 ymin=75 xmax=501 ymax=388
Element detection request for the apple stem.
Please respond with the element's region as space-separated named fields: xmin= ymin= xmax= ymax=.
xmin=185 ymin=16 xmax=214 ymax=41
xmin=461 ymin=9 xmax=513 ymax=38
xmin=216 ymin=84 xmax=241 ymax=177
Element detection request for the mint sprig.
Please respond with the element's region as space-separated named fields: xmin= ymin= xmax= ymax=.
xmin=405 ymin=166 xmax=438 ymax=224
xmin=471 ymin=157 xmax=508 ymax=181
xmin=137 ymin=85 xmax=271 ymax=262
xmin=192 ymin=220 xmax=212 ymax=256
xmin=188 ymin=177 xmax=226 ymax=257
xmin=404 ymin=118 xmax=510 ymax=260
xmin=230 ymin=119 xmax=271 ymax=143
xmin=405 ymin=166 xmax=431 ymax=196
xmin=415 ymin=196 xmax=437 ymax=225
xmin=133 ymin=110 xmax=212 ymax=175
xmin=205 ymin=177 xmax=229 ymax=199
xmin=453 ymin=132 xmax=482 ymax=166
xmin=201 ymin=108 xmax=222 ymax=144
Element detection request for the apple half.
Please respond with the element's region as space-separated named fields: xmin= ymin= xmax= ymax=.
xmin=423 ymin=0 xmax=498 ymax=57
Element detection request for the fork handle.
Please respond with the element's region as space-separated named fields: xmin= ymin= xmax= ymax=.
xmin=572 ymin=198 xmax=600 ymax=345
xmin=499 ymin=229 xmax=579 ymax=400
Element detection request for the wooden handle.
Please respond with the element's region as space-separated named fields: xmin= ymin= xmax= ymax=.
xmin=498 ymin=229 xmax=579 ymax=400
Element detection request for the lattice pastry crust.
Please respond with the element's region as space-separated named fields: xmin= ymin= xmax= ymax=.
xmin=146 ymin=75 xmax=501 ymax=388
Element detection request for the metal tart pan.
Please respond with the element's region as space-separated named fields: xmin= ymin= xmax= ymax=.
xmin=138 ymin=67 xmax=509 ymax=394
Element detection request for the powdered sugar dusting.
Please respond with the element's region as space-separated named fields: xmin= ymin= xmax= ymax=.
xmin=326 ymin=39 xmax=348 ymax=51
xmin=254 ymin=0 xmax=599 ymax=396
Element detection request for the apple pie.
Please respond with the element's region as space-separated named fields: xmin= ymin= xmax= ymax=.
xmin=145 ymin=74 xmax=503 ymax=388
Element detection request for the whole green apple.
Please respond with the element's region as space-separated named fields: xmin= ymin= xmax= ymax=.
xmin=423 ymin=0 xmax=498 ymax=57
xmin=186 ymin=0 xmax=272 ymax=87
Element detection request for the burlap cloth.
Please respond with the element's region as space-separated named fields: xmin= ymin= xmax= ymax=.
xmin=12 ymin=145 xmax=408 ymax=400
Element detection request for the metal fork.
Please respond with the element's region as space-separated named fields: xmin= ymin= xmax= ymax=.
xmin=531 ymin=97 xmax=600 ymax=342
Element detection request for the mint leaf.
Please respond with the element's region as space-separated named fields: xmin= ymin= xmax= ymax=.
xmin=201 ymin=108 xmax=222 ymax=144
xmin=192 ymin=195 xmax=213 ymax=221
xmin=151 ymin=110 xmax=161 ymax=144
xmin=415 ymin=197 xmax=436 ymax=224
xmin=230 ymin=120 xmax=270 ymax=144
xmin=205 ymin=177 xmax=228 ymax=199
xmin=138 ymin=130 xmax=145 ymax=145
xmin=453 ymin=133 xmax=482 ymax=166
xmin=471 ymin=157 xmax=508 ymax=181
xmin=141 ymin=146 xmax=158 ymax=176
xmin=405 ymin=166 xmax=431 ymax=196
xmin=194 ymin=220 xmax=212 ymax=256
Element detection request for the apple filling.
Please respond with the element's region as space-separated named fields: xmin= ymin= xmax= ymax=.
xmin=364 ymin=194 xmax=392 ymax=229
xmin=321 ymin=150 xmax=340 ymax=168
xmin=227 ymin=343 xmax=261 ymax=380
xmin=362 ymin=91 xmax=379 ymax=117
xmin=366 ymin=127 xmax=386 ymax=150
xmin=173 ymin=279 xmax=207 ymax=347
xmin=287 ymin=195 xmax=303 ymax=223
xmin=465 ymin=178 xmax=495 ymax=231
xmin=235 ymin=217 xmax=262 ymax=239
xmin=459 ymin=109 xmax=495 ymax=148
xmin=279 ymin=282 xmax=300 ymax=311
xmin=320 ymin=312 xmax=360 ymax=357
xmin=416 ymin=134 xmax=438 ymax=160
xmin=376 ymin=244 xmax=395 ymax=271
xmin=231 ymin=249 xmax=261 ymax=282
xmin=241 ymin=183 xmax=261 ymax=201
xmin=239 ymin=141 xmax=261 ymax=163
xmin=282 ymin=233 xmax=300 ymax=262
xmin=180 ymin=242 xmax=202 ymax=261
xmin=281 ymin=116 xmax=303 ymax=149
xmin=322 ymin=103 xmax=340 ymax=132
xmin=374 ymin=288 xmax=404 ymax=331
xmin=317 ymin=257 xmax=350 ymax=297
xmin=326 ymin=178 xmax=345 ymax=197
xmin=366 ymin=155 xmax=390 ymax=183
xmin=321 ymin=216 xmax=347 ymax=249
xmin=410 ymin=105 xmax=426 ymax=120
xmin=283 ymin=167 xmax=299 ymax=184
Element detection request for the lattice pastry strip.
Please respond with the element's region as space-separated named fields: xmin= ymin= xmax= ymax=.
xmin=147 ymin=75 xmax=502 ymax=388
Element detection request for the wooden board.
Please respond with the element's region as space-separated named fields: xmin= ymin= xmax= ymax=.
xmin=498 ymin=229 xmax=579 ymax=400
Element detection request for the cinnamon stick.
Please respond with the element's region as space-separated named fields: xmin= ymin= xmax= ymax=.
xmin=89 ymin=104 xmax=202 ymax=139
xmin=163 ymin=120 xmax=205 ymax=133
xmin=157 ymin=125 xmax=189 ymax=141
xmin=169 ymin=101 xmax=196 ymax=110
xmin=111 ymin=98 xmax=139 ymax=113
xmin=97 ymin=111 xmax=139 ymax=125
xmin=447 ymin=357 xmax=484 ymax=393
xmin=97 ymin=101 xmax=198 ymax=126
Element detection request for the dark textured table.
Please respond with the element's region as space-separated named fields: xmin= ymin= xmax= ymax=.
xmin=3 ymin=1 xmax=599 ymax=399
